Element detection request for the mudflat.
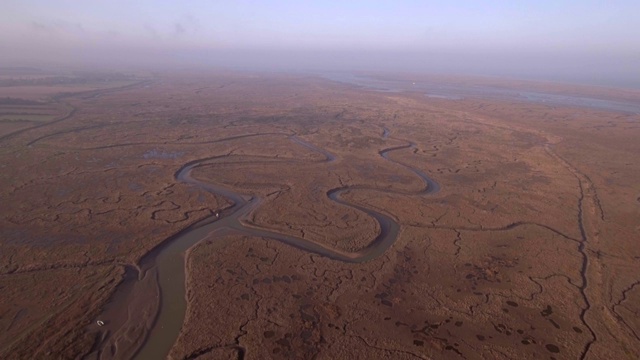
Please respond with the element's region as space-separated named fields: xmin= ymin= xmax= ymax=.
xmin=1 ymin=71 xmax=639 ymax=359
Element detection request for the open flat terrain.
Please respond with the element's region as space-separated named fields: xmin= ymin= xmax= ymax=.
xmin=0 ymin=70 xmax=639 ymax=359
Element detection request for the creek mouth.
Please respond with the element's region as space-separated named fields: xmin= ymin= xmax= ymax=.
xmin=87 ymin=130 xmax=440 ymax=360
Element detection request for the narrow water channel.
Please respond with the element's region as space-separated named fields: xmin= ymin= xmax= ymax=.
xmin=89 ymin=130 xmax=440 ymax=359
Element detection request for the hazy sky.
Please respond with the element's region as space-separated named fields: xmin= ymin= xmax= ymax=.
xmin=2 ymin=1 xmax=639 ymax=86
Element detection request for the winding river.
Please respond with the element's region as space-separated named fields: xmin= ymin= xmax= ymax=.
xmin=88 ymin=128 xmax=440 ymax=360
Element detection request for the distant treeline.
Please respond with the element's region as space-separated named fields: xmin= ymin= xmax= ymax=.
xmin=0 ymin=67 xmax=46 ymax=75
xmin=0 ymin=73 xmax=135 ymax=87
xmin=0 ymin=97 xmax=44 ymax=105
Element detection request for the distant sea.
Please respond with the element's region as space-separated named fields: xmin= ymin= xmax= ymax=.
xmin=318 ymin=72 xmax=640 ymax=114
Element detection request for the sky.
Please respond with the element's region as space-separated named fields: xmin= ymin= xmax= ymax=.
xmin=1 ymin=0 xmax=639 ymax=86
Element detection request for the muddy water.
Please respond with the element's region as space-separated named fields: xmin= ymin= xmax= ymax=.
xmin=90 ymin=132 xmax=439 ymax=359
xmin=321 ymin=72 xmax=640 ymax=114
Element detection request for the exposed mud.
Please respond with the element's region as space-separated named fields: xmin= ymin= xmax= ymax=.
xmin=2 ymin=72 xmax=639 ymax=360
xmin=87 ymin=130 xmax=440 ymax=359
